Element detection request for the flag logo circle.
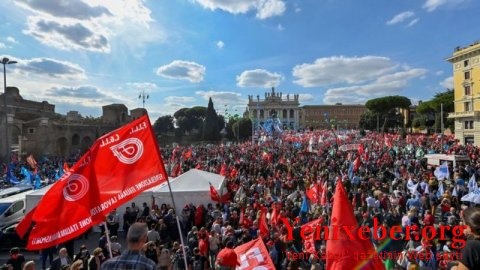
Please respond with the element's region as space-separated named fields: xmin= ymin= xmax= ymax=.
xmin=63 ymin=174 xmax=89 ymax=202
xmin=110 ymin=138 xmax=144 ymax=164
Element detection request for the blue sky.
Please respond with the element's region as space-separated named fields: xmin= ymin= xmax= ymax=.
xmin=0 ymin=0 xmax=479 ymax=120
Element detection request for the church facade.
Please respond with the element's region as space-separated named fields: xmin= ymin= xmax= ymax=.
xmin=247 ymin=88 xmax=301 ymax=130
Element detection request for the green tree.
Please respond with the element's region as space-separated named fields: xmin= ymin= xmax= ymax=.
xmin=173 ymin=106 xmax=207 ymax=135
xmin=365 ymin=96 xmax=411 ymax=132
xmin=232 ymin=118 xmax=252 ymax=140
xmin=416 ymin=89 xmax=454 ymax=132
xmin=202 ymin=98 xmax=221 ymax=141
xmin=153 ymin=115 xmax=174 ymax=135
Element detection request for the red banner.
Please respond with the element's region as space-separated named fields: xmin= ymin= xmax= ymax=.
xmin=23 ymin=115 xmax=168 ymax=250
xmin=234 ymin=238 xmax=275 ymax=270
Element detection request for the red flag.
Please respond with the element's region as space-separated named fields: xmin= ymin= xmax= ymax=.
xmin=326 ymin=180 xmax=386 ymax=270
xmin=270 ymin=203 xmax=280 ymax=226
xmin=195 ymin=163 xmax=202 ymax=170
xmin=358 ymin=144 xmax=364 ymax=156
xmin=239 ymin=207 xmax=245 ymax=226
xmin=210 ymin=183 xmax=220 ymax=201
xmin=384 ymin=135 xmax=392 ymax=148
xmin=219 ymin=163 xmax=227 ymax=176
xmin=320 ymin=181 xmax=328 ymax=206
xmin=24 ymin=115 xmax=168 ymax=250
xmin=172 ymin=163 xmax=181 ymax=177
xmin=183 ymin=148 xmax=192 ymax=160
xmin=302 ymin=217 xmax=324 ymax=254
xmin=63 ymin=162 xmax=70 ymax=173
xmin=306 ymin=183 xmax=321 ymax=204
xmin=16 ymin=207 xmax=36 ymax=239
xmin=353 ymin=156 xmax=361 ymax=172
xmin=26 ymin=155 xmax=37 ymax=169
xmin=259 ymin=207 xmax=269 ymax=238
xmin=234 ymin=238 xmax=275 ymax=270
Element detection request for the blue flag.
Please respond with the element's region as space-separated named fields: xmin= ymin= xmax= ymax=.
xmin=300 ymin=196 xmax=309 ymax=213
xmin=348 ymin=161 xmax=354 ymax=180
xmin=6 ymin=163 xmax=19 ymax=184
xmin=436 ymin=183 xmax=445 ymax=199
xmin=34 ymin=174 xmax=42 ymax=189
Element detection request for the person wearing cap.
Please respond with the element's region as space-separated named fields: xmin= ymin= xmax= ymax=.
xmin=6 ymin=248 xmax=25 ymax=270
xmin=216 ymin=241 xmax=240 ymax=270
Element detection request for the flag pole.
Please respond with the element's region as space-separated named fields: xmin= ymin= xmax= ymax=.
xmin=165 ymin=175 xmax=189 ymax=269
xmin=103 ymin=220 xmax=113 ymax=259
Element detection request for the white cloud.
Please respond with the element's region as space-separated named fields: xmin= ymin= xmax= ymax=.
xmin=293 ymin=56 xmax=398 ymax=87
xmin=24 ymin=16 xmax=110 ymax=52
xmin=156 ymin=60 xmax=206 ymax=83
xmin=298 ymin=93 xmax=314 ymax=102
xmin=277 ymin=23 xmax=285 ymax=31
xmin=236 ymin=69 xmax=283 ymax=88
xmin=6 ymin=37 xmax=18 ymax=44
xmin=435 ymin=70 xmax=444 ymax=76
xmin=216 ymin=40 xmax=224 ymax=49
xmin=126 ymin=82 xmax=158 ymax=91
xmin=7 ymin=55 xmax=87 ymax=80
xmin=323 ymin=68 xmax=427 ymax=104
xmin=193 ymin=0 xmax=286 ymax=19
xmin=164 ymin=96 xmax=196 ymax=103
xmin=0 ymin=42 xmax=5 ymax=49
xmin=196 ymin=91 xmax=246 ymax=106
xmin=14 ymin=0 xmax=162 ymax=54
xmin=386 ymin=11 xmax=415 ymax=25
xmin=256 ymin=0 xmax=286 ymax=19
xmin=406 ymin=18 xmax=419 ymax=27
xmin=440 ymin=76 xmax=454 ymax=89
xmin=423 ymin=0 xmax=466 ymax=12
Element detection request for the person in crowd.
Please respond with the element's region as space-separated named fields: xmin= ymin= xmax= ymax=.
xmin=6 ymin=248 xmax=25 ymax=270
xmin=51 ymin=248 xmax=72 ymax=270
xmin=106 ymin=209 xmax=120 ymax=236
xmin=69 ymin=260 xmax=83 ymax=270
xmin=40 ymin=247 xmax=56 ymax=270
xmin=89 ymin=248 xmax=106 ymax=270
xmin=22 ymin=261 xmax=34 ymax=270
xmin=73 ymin=245 xmax=90 ymax=270
xmin=100 ymin=223 xmax=156 ymax=270
xmin=450 ymin=207 xmax=480 ymax=270
xmin=216 ymin=241 xmax=239 ymax=270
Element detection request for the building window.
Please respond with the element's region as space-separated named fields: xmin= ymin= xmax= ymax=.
xmin=465 ymin=121 xmax=474 ymax=129
xmin=260 ymin=109 xmax=264 ymax=119
xmin=290 ymin=109 xmax=294 ymax=118
xmin=465 ymin=102 xmax=472 ymax=112
xmin=28 ymin=128 xmax=35 ymax=134
xmin=464 ymin=60 xmax=469 ymax=67
xmin=465 ymin=71 xmax=471 ymax=80
xmin=465 ymin=85 xmax=472 ymax=96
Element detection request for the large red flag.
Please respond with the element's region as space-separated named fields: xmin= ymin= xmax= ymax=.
xmin=23 ymin=115 xmax=168 ymax=250
xmin=302 ymin=217 xmax=325 ymax=254
xmin=353 ymin=156 xmax=361 ymax=172
xmin=234 ymin=238 xmax=275 ymax=270
xmin=16 ymin=207 xmax=36 ymax=239
xmin=326 ymin=180 xmax=386 ymax=270
xmin=210 ymin=183 xmax=229 ymax=203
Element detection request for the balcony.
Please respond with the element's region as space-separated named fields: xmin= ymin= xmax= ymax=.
xmin=448 ymin=111 xmax=477 ymax=118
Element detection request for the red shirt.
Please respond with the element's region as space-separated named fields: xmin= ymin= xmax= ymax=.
xmin=216 ymin=248 xmax=240 ymax=267
xmin=199 ymin=238 xmax=208 ymax=257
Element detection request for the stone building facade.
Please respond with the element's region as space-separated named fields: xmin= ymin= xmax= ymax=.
xmin=247 ymin=88 xmax=301 ymax=130
xmin=300 ymin=104 xmax=366 ymax=129
xmin=0 ymin=87 xmax=146 ymax=160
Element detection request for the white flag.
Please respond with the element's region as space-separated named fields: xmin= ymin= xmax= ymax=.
xmin=437 ymin=182 xmax=445 ymax=199
xmin=434 ymin=162 xmax=449 ymax=180
xmin=468 ymin=174 xmax=478 ymax=192
xmin=452 ymin=186 xmax=458 ymax=197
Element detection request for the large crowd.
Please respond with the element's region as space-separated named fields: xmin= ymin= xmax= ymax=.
xmin=2 ymin=129 xmax=480 ymax=270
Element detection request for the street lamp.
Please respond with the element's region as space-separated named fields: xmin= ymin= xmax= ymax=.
xmin=2 ymin=57 xmax=17 ymax=162
xmin=138 ymin=90 xmax=149 ymax=109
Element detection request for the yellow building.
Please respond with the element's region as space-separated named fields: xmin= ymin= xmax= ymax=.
xmin=447 ymin=41 xmax=480 ymax=145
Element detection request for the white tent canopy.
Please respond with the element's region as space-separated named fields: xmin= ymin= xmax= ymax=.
xmin=150 ymin=169 xmax=225 ymax=214
xmin=24 ymin=169 xmax=225 ymax=231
